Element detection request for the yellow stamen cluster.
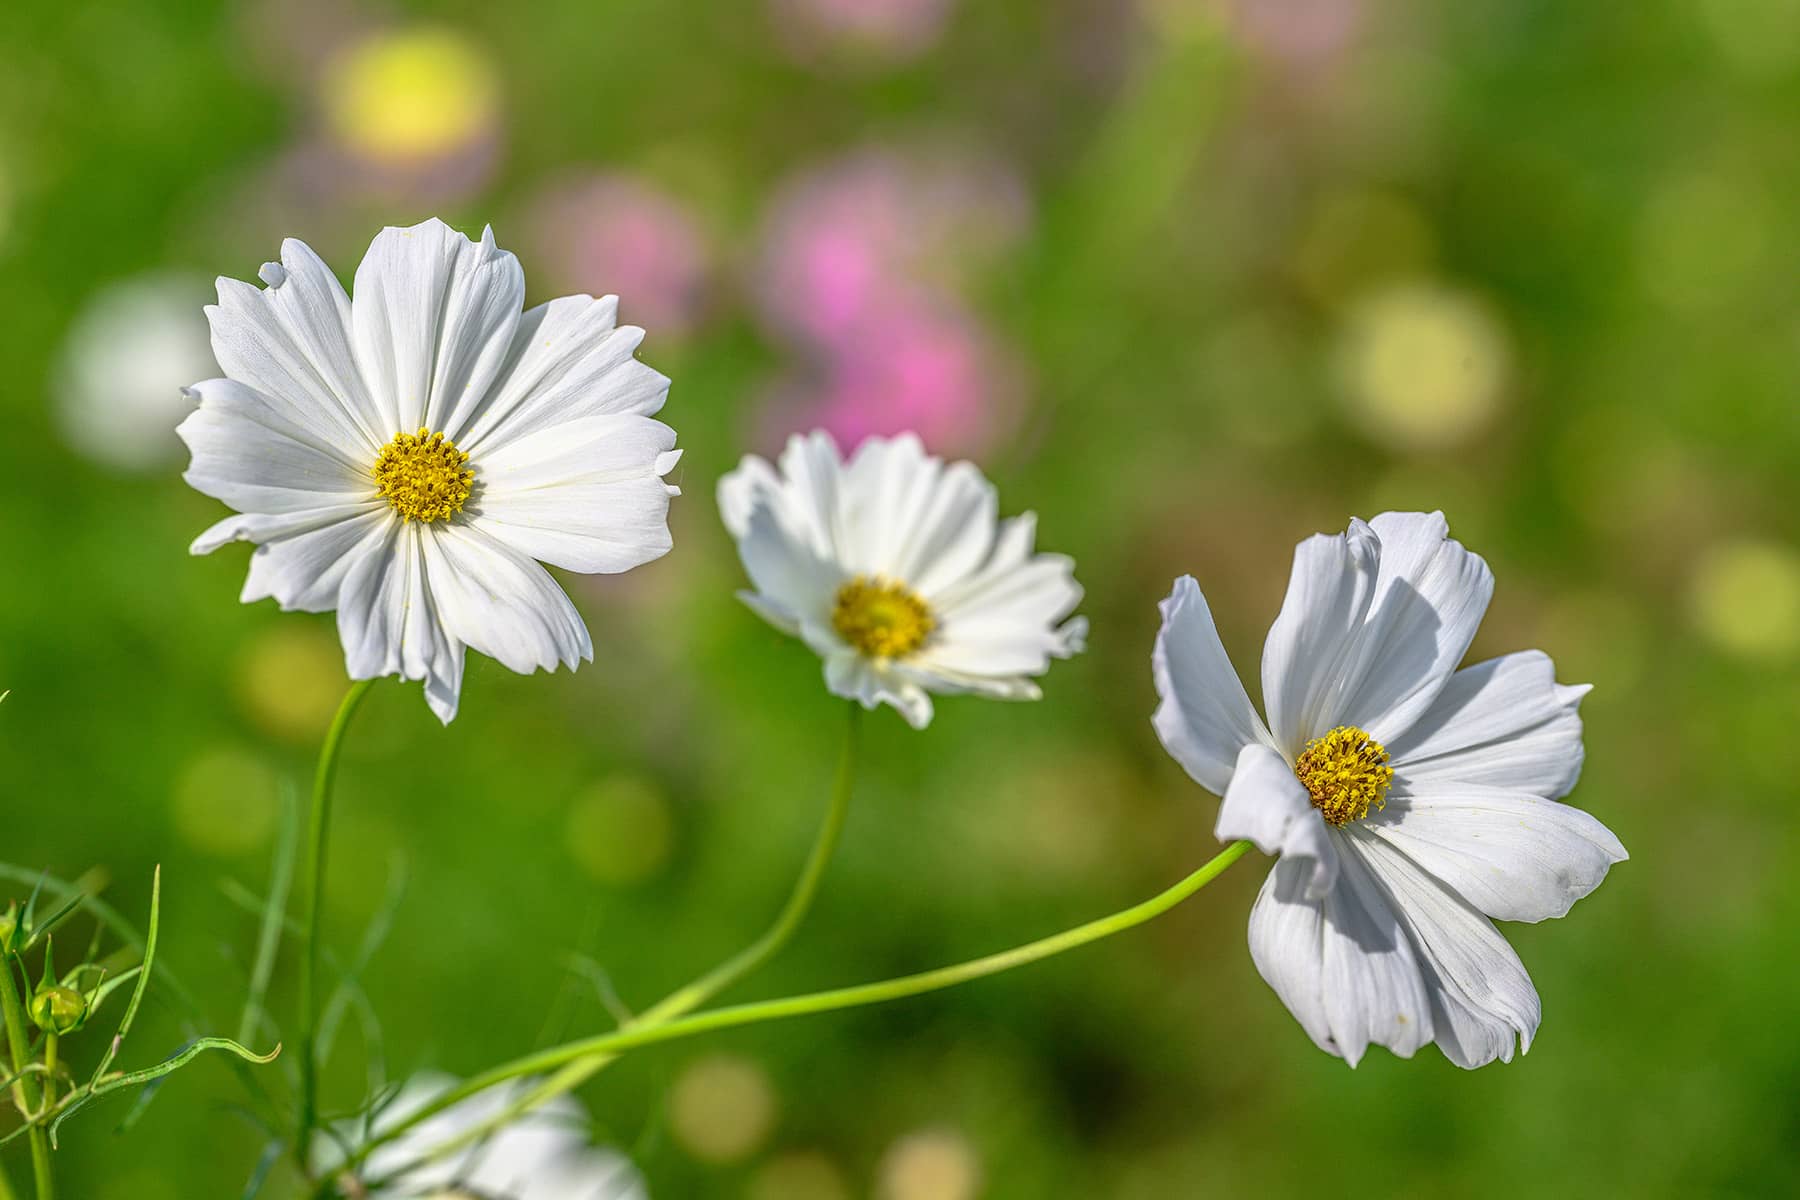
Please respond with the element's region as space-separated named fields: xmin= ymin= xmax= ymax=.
xmin=1294 ymin=725 xmax=1394 ymax=826
xmin=831 ymin=576 xmax=936 ymax=660
xmin=373 ymin=427 xmax=473 ymax=522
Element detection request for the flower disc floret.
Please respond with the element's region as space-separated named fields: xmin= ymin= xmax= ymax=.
xmin=832 ymin=575 xmax=935 ymax=659
xmin=1294 ymin=725 xmax=1394 ymax=826
xmin=373 ymin=427 xmax=474 ymax=522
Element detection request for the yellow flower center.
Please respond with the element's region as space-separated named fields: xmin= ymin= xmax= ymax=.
xmin=1294 ymin=725 xmax=1394 ymax=826
xmin=373 ymin=427 xmax=473 ymax=522
xmin=832 ymin=576 xmax=936 ymax=660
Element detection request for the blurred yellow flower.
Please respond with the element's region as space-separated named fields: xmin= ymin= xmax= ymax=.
xmin=1335 ymin=283 xmax=1508 ymax=452
xmin=747 ymin=1152 xmax=850 ymax=1200
xmin=1687 ymin=538 xmax=1800 ymax=661
xmin=322 ymin=28 xmax=499 ymax=164
xmin=172 ymin=747 xmax=281 ymax=857
xmin=876 ymin=1127 xmax=983 ymax=1200
xmin=234 ymin=622 xmax=346 ymax=742
xmin=669 ymin=1053 xmax=778 ymax=1164
xmin=565 ymin=777 xmax=676 ymax=886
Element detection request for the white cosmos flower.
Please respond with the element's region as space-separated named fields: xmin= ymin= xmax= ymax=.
xmin=1152 ymin=511 xmax=1626 ymax=1068
xmin=718 ymin=431 xmax=1085 ymax=728
xmin=333 ymin=1074 xmax=646 ymax=1199
xmin=178 ymin=218 xmax=681 ymax=723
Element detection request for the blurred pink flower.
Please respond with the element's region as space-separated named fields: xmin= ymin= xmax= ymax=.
xmin=760 ymin=297 xmax=1021 ymax=458
xmin=521 ymin=174 xmax=711 ymax=336
xmin=758 ymin=148 xmax=1029 ymax=349
xmin=773 ymin=0 xmax=961 ymax=65
xmin=1223 ymin=0 xmax=1364 ymax=70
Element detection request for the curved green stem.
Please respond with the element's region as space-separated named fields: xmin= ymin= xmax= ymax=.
xmin=366 ymin=704 xmax=863 ymax=1182
xmin=642 ymin=703 xmax=860 ymax=1022
xmin=295 ymin=678 xmax=377 ymax=1175
xmin=0 ymin=958 xmax=51 ymax=1199
xmin=354 ymin=838 xmax=1254 ymax=1176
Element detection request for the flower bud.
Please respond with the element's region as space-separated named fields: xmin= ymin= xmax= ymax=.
xmin=30 ymin=984 xmax=86 ymax=1035
xmin=0 ymin=903 xmax=17 ymax=951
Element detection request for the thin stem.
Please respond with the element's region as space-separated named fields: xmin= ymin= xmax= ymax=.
xmin=295 ymin=678 xmax=377 ymax=1175
xmin=0 ymin=958 xmax=52 ymax=1200
xmin=373 ymin=704 xmax=863 ymax=1180
xmin=644 ymin=703 xmax=860 ymax=1022
xmin=354 ymin=839 xmax=1254 ymax=1173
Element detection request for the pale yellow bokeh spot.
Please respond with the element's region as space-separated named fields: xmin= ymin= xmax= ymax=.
xmin=235 ymin=623 xmax=345 ymax=743
xmin=1336 ymin=283 xmax=1508 ymax=451
xmin=747 ymin=1151 xmax=851 ymax=1200
xmin=172 ymin=748 xmax=280 ymax=857
xmin=669 ymin=1053 xmax=778 ymax=1164
xmin=322 ymin=27 xmax=498 ymax=163
xmin=1688 ymin=539 xmax=1800 ymax=662
xmin=566 ymin=777 xmax=675 ymax=886
xmin=877 ymin=1127 xmax=983 ymax=1200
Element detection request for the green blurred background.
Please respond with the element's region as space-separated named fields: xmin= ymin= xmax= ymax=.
xmin=3 ymin=0 xmax=1799 ymax=1196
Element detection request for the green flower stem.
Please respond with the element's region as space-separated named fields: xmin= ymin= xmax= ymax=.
xmin=369 ymin=704 xmax=864 ymax=1181
xmin=353 ymin=838 xmax=1255 ymax=1177
xmin=295 ymin=678 xmax=377 ymax=1176
xmin=0 ymin=958 xmax=52 ymax=1199
xmin=0 ymin=1156 xmax=19 ymax=1200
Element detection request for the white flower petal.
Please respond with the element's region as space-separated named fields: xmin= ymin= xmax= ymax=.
xmin=1320 ymin=846 xmax=1436 ymax=1066
xmin=527 ymin=1150 xmax=649 ymax=1200
xmin=350 ymin=219 xmax=525 ymax=436
xmin=423 ymin=523 xmax=593 ymax=677
xmin=842 ymin=436 xmax=997 ymax=593
xmin=1352 ymin=831 xmax=1542 ymax=1068
xmin=1215 ymin=744 xmax=1338 ymax=899
xmin=717 ymin=453 xmax=786 ymax=540
xmin=472 ymin=414 xmax=679 ymax=573
xmin=825 ymin=651 xmax=934 ymax=728
xmin=351 ymin=1074 xmax=591 ymax=1195
xmin=240 ymin=508 xmax=391 ymax=611
xmin=733 ymin=500 xmax=844 ymax=633
xmin=920 ymin=554 xmax=1083 ymax=679
xmin=1260 ymin=521 xmax=1381 ymax=755
xmin=178 ymin=379 xmax=372 ymax=516
xmin=1246 ymin=858 xmax=1334 ymax=1056
xmin=458 ymin=293 xmax=670 ymax=453
xmin=191 ymin=502 xmax=383 ymax=557
xmin=1387 ymin=651 xmax=1589 ymax=800
xmin=1339 ymin=512 xmax=1495 ymax=745
xmin=1364 ymin=783 xmax=1626 ymax=923
xmin=206 ymin=238 xmax=385 ymax=456
xmin=336 ymin=522 xmax=467 ymax=724
xmin=1151 ymin=575 xmax=1272 ymax=796
xmin=891 ymin=661 xmax=1041 ymax=701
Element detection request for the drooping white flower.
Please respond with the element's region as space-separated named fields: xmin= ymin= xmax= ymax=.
xmin=718 ymin=431 xmax=1084 ymax=728
xmin=179 ymin=218 xmax=681 ymax=723
xmin=1152 ymin=511 xmax=1625 ymax=1068
xmin=337 ymin=1074 xmax=646 ymax=1199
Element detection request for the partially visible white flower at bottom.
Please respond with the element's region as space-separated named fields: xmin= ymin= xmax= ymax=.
xmin=337 ymin=1073 xmax=646 ymax=1200
xmin=1152 ymin=511 xmax=1627 ymax=1069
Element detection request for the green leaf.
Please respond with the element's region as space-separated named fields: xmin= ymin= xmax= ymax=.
xmin=49 ymin=1037 xmax=281 ymax=1146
